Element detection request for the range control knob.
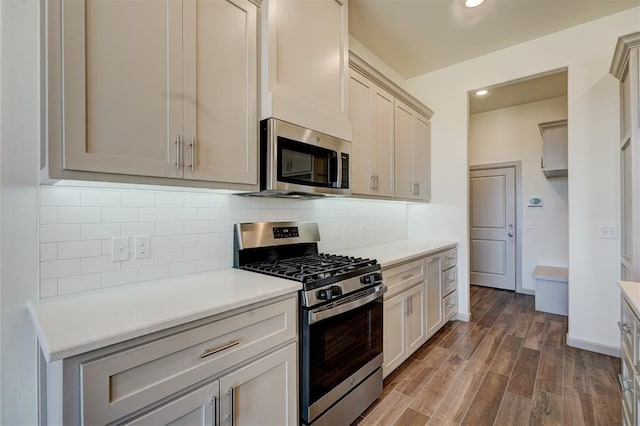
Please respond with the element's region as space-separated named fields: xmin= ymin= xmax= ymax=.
xmin=360 ymin=274 xmax=377 ymax=285
xmin=330 ymin=286 xmax=342 ymax=297
xmin=317 ymin=289 xmax=329 ymax=300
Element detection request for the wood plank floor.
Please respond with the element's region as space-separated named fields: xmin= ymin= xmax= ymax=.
xmin=353 ymin=286 xmax=622 ymax=426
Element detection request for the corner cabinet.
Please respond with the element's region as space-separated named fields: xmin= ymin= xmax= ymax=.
xmin=394 ymin=101 xmax=431 ymax=201
xmin=619 ymin=285 xmax=640 ymax=426
xmin=45 ymin=0 xmax=259 ymax=188
xmin=261 ymin=0 xmax=351 ymax=141
xmin=349 ymin=52 xmax=433 ymax=202
xmin=611 ymin=32 xmax=640 ymax=281
xmin=43 ymin=295 xmax=298 ymax=425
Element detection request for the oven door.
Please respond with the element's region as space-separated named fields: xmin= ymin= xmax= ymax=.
xmin=300 ymin=285 xmax=385 ymax=424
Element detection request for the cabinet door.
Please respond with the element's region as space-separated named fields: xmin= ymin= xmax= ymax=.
xmin=183 ymin=0 xmax=258 ymax=184
xmin=349 ymin=70 xmax=374 ymax=195
xmin=262 ymin=0 xmax=350 ymax=140
xmin=62 ymin=0 xmax=182 ymax=178
xmin=426 ymin=254 xmax=443 ymax=338
xmin=394 ymin=101 xmax=414 ymax=199
xmin=372 ymin=86 xmax=396 ymax=197
xmin=382 ymin=292 xmax=407 ymax=377
xmin=406 ymin=283 xmax=426 ymax=354
xmin=124 ymin=381 xmax=219 ymax=426
xmin=219 ymin=342 xmax=297 ymax=426
xmin=413 ymin=114 xmax=431 ymax=201
xmin=542 ymin=124 xmax=568 ymax=171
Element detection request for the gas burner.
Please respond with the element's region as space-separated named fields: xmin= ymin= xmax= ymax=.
xmin=241 ymin=254 xmax=377 ymax=285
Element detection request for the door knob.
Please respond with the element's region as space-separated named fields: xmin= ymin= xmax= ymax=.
xmin=508 ymin=232 xmax=514 ymax=237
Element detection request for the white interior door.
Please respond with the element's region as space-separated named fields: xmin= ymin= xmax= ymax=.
xmin=469 ymin=167 xmax=516 ymax=290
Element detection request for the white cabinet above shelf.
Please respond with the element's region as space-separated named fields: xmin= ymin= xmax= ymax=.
xmin=538 ymin=119 xmax=568 ymax=178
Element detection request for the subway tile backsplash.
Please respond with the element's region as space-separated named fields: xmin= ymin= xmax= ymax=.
xmin=39 ymin=186 xmax=409 ymax=298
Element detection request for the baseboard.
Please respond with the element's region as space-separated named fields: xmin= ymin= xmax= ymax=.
xmin=517 ymin=288 xmax=535 ymax=296
xmin=566 ymin=334 xmax=621 ymax=357
xmin=456 ymin=312 xmax=471 ymax=322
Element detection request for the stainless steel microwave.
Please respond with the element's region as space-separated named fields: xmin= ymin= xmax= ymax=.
xmin=257 ymin=118 xmax=350 ymax=197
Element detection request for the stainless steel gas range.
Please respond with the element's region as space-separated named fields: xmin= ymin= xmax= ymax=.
xmin=233 ymin=221 xmax=386 ymax=426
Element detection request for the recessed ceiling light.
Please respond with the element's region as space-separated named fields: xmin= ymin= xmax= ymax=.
xmin=475 ymin=89 xmax=489 ymax=96
xmin=465 ymin=0 xmax=485 ymax=8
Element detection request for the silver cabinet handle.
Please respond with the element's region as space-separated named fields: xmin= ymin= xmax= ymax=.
xmin=401 ymin=273 xmax=414 ymax=281
xmin=200 ymin=340 xmax=240 ymax=359
xmin=212 ymin=396 xmax=218 ymax=426
xmin=227 ymin=387 xmax=235 ymax=426
xmin=541 ymin=156 xmax=544 ymax=169
xmin=447 ymin=303 xmax=455 ymax=309
xmin=375 ymin=174 xmax=379 ymax=190
xmin=619 ymin=374 xmax=632 ymax=392
xmin=370 ymin=174 xmax=375 ymax=190
xmin=189 ymin=137 xmax=196 ymax=172
xmin=175 ymin=134 xmax=181 ymax=170
xmin=618 ymin=321 xmax=632 ymax=334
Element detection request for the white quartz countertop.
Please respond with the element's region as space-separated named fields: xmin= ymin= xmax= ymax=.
xmin=338 ymin=240 xmax=457 ymax=268
xmin=28 ymin=269 xmax=300 ymax=362
xmin=620 ymin=281 xmax=640 ymax=319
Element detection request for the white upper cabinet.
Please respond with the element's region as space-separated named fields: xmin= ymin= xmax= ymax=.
xmin=394 ymin=100 xmax=431 ymax=201
xmin=349 ymin=70 xmax=394 ymax=197
xmin=183 ymin=0 xmax=258 ymax=184
xmin=261 ymin=0 xmax=351 ymax=141
xmin=50 ymin=0 xmax=258 ymax=187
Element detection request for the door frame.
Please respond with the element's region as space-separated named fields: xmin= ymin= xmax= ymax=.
xmin=469 ymin=161 xmax=530 ymax=295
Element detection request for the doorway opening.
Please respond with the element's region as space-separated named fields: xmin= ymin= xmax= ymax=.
xmin=467 ymin=70 xmax=569 ymax=295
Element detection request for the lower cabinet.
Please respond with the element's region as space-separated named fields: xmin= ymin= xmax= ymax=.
xmin=619 ymin=291 xmax=639 ymax=425
xmin=383 ymin=283 xmax=426 ymax=377
xmin=44 ymin=294 xmax=298 ymax=425
xmin=381 ymin=245 xmax=459 ymax=379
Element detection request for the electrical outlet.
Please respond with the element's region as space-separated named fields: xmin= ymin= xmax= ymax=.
xmin=135 ymin=235 xmax=151 ymax=259
xmin=599 ymin=226 xmax=618 ymax=239
xmin=112 ymin=237 xmax=129 ymax=261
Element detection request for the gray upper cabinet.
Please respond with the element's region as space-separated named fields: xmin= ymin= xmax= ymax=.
xmin=45 ymin=0 xmax=259 ymax=188
xmin=349 ymin=51 xmax=433 ymax=202
xmin=538 ymin=119 xmax=568 ymax=178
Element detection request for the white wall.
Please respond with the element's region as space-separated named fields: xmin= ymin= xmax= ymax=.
xmin=38 ymin=186 xmax=409 ymax=297
xmin=1 ymin=0 xmax=40 ymax=423
xmin=407 ymin=8 xmax=640 ymax=352
xmin=469 ymin=96 xmax=568 ymax=291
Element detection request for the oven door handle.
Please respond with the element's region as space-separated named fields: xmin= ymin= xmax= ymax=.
xmin=308 ymin=285 xmax=387 ymax=325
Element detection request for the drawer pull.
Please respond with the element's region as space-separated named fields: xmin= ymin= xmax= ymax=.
xmin=619 ymin=374 xmax=633 ymax=393
xmin=446 ymin=303 xmax=456 ymax=309
xmin=227 ymin=387 xmax=235 ymax=426
xmin=200 ymin=340 xmax=240 ymax=359
xmin=401 ymin=273 xmax=414 ymax=281
xmin=618 ymin=321 xmax=633 ymax=335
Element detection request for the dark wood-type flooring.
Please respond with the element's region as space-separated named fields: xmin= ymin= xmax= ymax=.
xmin=353 ymin=285 xmax=622 ymax=426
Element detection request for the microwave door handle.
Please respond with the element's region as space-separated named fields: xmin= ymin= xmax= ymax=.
xmin=329 ymin=152 xmax=339 ymax=188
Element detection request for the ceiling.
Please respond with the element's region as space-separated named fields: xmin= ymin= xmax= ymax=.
xmin=349 ymin=0 xmax=640 ymax=79
xmin=469 ymin=70 xmax=568 ymax=114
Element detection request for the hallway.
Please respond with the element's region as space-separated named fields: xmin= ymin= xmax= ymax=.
xmin=355 ymin=286 xmax=621 ymax=425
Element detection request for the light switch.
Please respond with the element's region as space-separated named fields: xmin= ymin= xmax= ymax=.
xmin=112 ymin=237 xmax=129 ymax=261
xmin=599 ymin=226 xmax=618 ymax=239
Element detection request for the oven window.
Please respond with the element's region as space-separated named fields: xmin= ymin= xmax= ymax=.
xmin=306 ymin=298 xmax=383 ymax=406
xmin=277 ymin=137 xmax=337 ymax=187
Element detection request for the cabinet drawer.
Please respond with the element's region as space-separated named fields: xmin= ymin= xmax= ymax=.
xmin=442 ymin=267 xmax=457 ymax=296
xmin=442 ymin=248 xmax=457 ymax=270
xmin=620 ymin=298 xmax=635 ymax=365
xmin=620 ymin=350 xmax=634 ymax=421
xmin=80 ymin=296 xmax=297 ymax=425
xmin=443 ymin=290 xmax=457 ymax=321
xmin=383 ymin=259 xmax=425 ymax=298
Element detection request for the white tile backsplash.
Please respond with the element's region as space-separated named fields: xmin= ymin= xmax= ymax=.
xmin=39 ymin=186 xmax=409 ymax=298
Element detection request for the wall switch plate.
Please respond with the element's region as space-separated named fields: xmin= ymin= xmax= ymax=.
xmin=135 ymin=235 xmax=151 ymax=259
xmin=112 ymin=237 xmax=129 ymax=261
xmin=599 ymin=226 xmax=618 ymax=239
